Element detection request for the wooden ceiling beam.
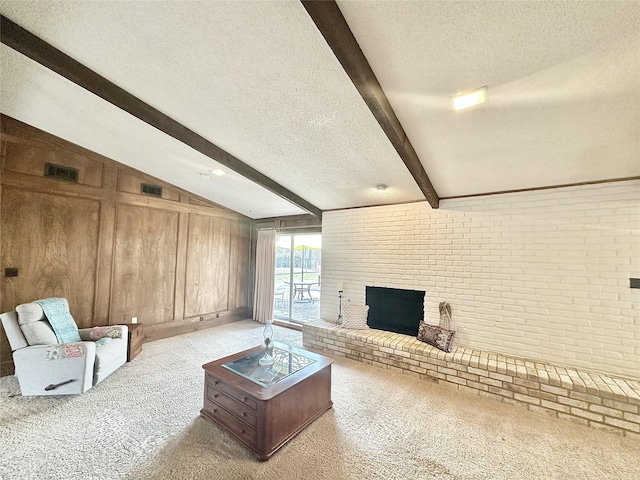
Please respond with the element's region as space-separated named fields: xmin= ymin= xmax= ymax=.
xmin=301 ymin=1 xmax=440 ymax=209
xmin=0 ymin=15 xmax=323 ymax=218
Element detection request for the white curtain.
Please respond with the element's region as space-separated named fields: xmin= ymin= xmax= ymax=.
xmin=253 ymin=229 xmax=275 ymax=323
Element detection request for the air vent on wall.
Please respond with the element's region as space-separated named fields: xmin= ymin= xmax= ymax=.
xmin=45 ymin=163 xmax=78 ymax=182
xmin=141 ymin=183 xmax=163 ymax=197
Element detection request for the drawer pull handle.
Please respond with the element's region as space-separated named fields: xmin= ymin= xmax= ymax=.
xmin=213 ymin=394 xmax=219 ymax=398
xmin=242 ymin=412 xmax=246 ymax=417
xmin=241 ymin=429 xmax=246 ymax=434
xmin=243 ymin=397 xmax=248 ymax=402
xmin=213 ymin=409 xmax=218 ymax=413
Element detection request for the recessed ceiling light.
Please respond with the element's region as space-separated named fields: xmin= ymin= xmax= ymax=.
xmin=375 ymin=184 xmax=388 ymax=192
xmin=451 ymin=86 xmax=487 ymax=111
xmin=210 ymin=168 xmax=226 ymax=176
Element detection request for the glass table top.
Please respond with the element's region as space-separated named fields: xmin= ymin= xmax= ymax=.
xmin=222 ymin=343 xmax=316 ymax=387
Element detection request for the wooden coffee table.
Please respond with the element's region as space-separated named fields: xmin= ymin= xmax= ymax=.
xmin=201 ymin=343 xmax=333 ymax=461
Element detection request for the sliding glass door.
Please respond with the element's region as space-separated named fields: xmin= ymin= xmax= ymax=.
xmin=273 ymin=233 xmax=321 ymax=323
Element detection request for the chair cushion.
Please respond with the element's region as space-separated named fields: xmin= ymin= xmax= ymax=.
xmin=94 ymin=338 xmax=127 ymax=384
xmin=15 ymin=303 xmax=58 ymax=346
xmin=16 ymin=302 xmax=46 ymax=324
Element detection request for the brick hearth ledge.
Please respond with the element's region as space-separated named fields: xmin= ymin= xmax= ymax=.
xmin=302 ymin=319 xmax=640 ymax=438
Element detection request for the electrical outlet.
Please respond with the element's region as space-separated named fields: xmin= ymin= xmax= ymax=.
xmin=199 ymin=315 xmax=204 ymax=321
xmin=131 ymin=316 xmax=137 ymax=324
xmin=216 ymin=313 xmax=220 ymax=318
xmin=4 ymin=268 xmax=18 ymax=277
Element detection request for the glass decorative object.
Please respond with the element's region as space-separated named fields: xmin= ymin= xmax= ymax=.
xmin=258 ymin=320 xmax=275 ymax=367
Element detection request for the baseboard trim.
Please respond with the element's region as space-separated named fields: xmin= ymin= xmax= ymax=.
xmin=143 ymin=312 xmax=250 ymax=343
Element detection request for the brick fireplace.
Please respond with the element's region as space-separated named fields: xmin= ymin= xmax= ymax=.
xmin=319 ymin=180 xmax=639 ymax=380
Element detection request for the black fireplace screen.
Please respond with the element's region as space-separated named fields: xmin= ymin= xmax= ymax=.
xmin=365 ymin=286 xmax=425 ymax=336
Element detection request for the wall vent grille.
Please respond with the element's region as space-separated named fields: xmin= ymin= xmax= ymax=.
xmin=141 ymin=183 xmax=163 ymax=197
xmin=45 ymin=163 xmax=78 ymax=182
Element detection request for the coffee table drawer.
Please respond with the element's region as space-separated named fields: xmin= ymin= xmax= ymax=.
xmin=209 ymin=404 xmax=257 ymax=446
xmin=207 ymin=387 xmax=257 ymax=428
xmin=208 ymin=376 xmax=258 ymax=411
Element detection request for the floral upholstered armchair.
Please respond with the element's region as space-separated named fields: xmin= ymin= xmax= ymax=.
xmin=0 ymin=298 xmax=128 ymax=396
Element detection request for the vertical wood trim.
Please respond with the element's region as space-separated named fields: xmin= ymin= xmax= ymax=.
xmin=241 ymin=221 xmax=252 ymax=309
xmin=0 ymin=136 xmax=4 ymax=316
xmin=108 ymin=202 xmax=122 ymax=326
xmin=213 ymin=217 xmax=231 ymax=312
xmin=95 ymin=162 xmax=117 ymax=324
xmin=226 ymin=220 xmax=235 ymax=311
xmin=227 ymin=220 xmax=236 ymax=311
xmin=173 ymin=211 xmax=189 ymax=321
xmin=95 ymin=199 xmax=115 ymax=325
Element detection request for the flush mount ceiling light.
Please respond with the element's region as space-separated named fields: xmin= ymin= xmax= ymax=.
xmin=451 ymin=86 xmax=487 ymax=111
xmin=375 ymin=184 xmax=388 ymax=192
xmin=210 ymin=168 xmax=226 ymax=176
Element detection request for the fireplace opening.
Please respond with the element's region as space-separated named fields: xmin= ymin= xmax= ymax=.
xmin=365 ymin=286 xmax=425 ymax=336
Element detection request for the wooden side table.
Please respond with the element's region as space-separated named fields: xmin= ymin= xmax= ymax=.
xmin=124 ymin=323 xmax=144 ymax=361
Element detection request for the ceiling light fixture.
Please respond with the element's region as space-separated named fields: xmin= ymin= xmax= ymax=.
xmin=210 ymin=168 xmax=226 ymax=176
xmin=375 ymin=184 xmax=388 ymax=192
xmin=451 ymin=86 xmax=487 ymax=111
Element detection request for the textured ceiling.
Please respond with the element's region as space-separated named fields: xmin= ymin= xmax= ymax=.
xmin=338 ymin=0 xmax=640 ymax=197
xmin=1 ymin=1 xmax=638 ymax=218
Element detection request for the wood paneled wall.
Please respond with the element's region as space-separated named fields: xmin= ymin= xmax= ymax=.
xmin=111 ymin=205 xmax=180 ymax=325
xmin=0 ymin=116 xmax=254 ymax=375
xmin=1 ymin=189 xmax=100 ymax=328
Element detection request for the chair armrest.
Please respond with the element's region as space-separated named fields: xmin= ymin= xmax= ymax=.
xmin=14 ymin=342 xmax=96 ymax=361
xmin=78 ymin=325 xmax=128 ymax=343
xmin=13 ymin=342 xmax=97 ymax=395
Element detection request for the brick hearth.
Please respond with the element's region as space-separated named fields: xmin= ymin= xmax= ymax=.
xmin=303 ymin=320 xmax=640 ymax=438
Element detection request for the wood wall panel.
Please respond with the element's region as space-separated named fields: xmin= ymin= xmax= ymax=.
xmin=184 ymin=214 xmax=215 ymax=317
xmin=111 ymin=205 xmax=179 ymax=325
xmin=0 ymin=188 xmax=99 ymax=326
xmin=4 ymin=141 xmax=104 ymax=188
xmin=184 ymin=214 xmax=231 ymax=317
xmin=229 ymin=220 xmax=251 ymax=310
xmin=117 ymin=170 xmax=180 ymax=202
xmin=212 ymin=217 xmax=231 ymax=312
xmin=94 ymin=198 xmax=116 ymax=325
xmin=0 ymin=115 xmax=255 ymax=375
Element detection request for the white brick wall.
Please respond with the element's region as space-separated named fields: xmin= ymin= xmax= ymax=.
xmin=320 ymin=180 xmax=640 ymax=378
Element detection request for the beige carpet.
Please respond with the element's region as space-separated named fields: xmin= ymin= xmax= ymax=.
xmin=1 ymin=320 xmax=638 ymax=480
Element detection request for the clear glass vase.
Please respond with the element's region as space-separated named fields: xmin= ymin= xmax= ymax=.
xmin=258 ymin=320 xmax=274 ymax=367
